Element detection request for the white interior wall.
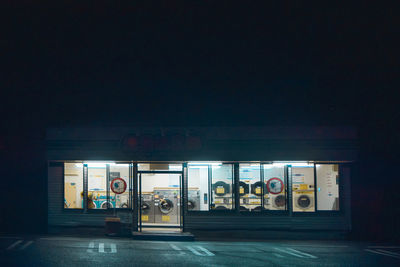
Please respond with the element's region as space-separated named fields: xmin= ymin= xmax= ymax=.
xmin=141 ymin=173 xmax=180 ymax=192
xmin=316 ymin=164 xmax=339 ymax=210
xmin=88 ymin=167 xmax=107 ymax=191
xmin=188 ymin=167 xmax=209 ymax=210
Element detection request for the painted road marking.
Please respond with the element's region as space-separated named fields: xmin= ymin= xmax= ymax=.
xmin=365 ymin=249 xmax=400 ymax=259
xmin=286 ymin=248 xmax=317 ymax=259
xmin=7 ymin=240 xmax=23 ymax=250
xmin=196 ymin=246 xmax=215 ymax=256
xmin=170 ymin=244 xmax=186 ymax=255
xmin=274 ymin=247 xmax=317 ymax=259
xmin=186 ymin=246 xmax=215 ymax=257
xmin=170 ymin=244 xmax=182 ymax=251
xmin=111 ymin=243 xmax=117 ymax=253
xmin=19 ymin=241 xmax=33 ymax=250
xmin=88 ymin=242 xmax=117 ymax=253
xmin=368 ymin=246 xmax=400 ymax=249
xmin=287 ymin=245 xmax=348 ymax=248
xmin=376 ymin=249 xmax=400 ymax=257
xmin=87 ymin=242 xmax=95 ymax=253
xmin=6 ymin=240 xmax=33 ymax=251
xmin=99 ymin=243 xmax=105 ymax=253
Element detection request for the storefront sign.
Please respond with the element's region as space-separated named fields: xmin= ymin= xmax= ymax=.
xmin=110 ymin=178 xmax=127 ymax=194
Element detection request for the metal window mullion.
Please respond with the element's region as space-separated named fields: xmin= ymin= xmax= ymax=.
xmin=83 ymin=164 xmax=88 ymax=213
xmin=313 ymin=163 xmax=317 ymax=212
xmin=182 ymin=163 xmax=187 ymax=231
xmin=106 ymin=164 xmax=110 ymax=209
xmin=260 ymin=164 xmax=264 ymax=211
xmin=208 ymin=165 xmax=212 ymax=210
xmin=132 ymin=163 xmax=138 ymax=232
xmin=287 ymin=166 xmax=292 ymax=216
xmin=139 ymin=173 xmax=142 ymax=232
xmin=234 ymin=163 xmax=240 ymax=212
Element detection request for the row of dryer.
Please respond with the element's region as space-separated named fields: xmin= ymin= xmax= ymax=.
xmin=140 ymin=188 xmax=200 ymax=225
xmin=211 ymin=178 xmax=287 ymax=211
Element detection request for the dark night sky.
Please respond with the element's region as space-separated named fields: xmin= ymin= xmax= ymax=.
xmin=2 ymin=2 xmax=397 ymax=129
xmin=0 ymin=2 xmax=397 ymax=156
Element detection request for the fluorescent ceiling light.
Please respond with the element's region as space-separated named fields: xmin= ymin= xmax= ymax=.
xmin=85 ymin=162 xmax=115 ymax=167
xmin=169 ymin=165 xmax=183 ymax=170
xmin=188 ymin=162 xmax=222 ymax=166
xmin=189 ymin=165 xmax=208 ymax=169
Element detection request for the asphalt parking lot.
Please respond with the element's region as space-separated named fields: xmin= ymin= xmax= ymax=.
xmin=1 ymin=235 xmax=400 ymax=266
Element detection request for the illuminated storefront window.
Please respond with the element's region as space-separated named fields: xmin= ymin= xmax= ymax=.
xmin=291 ymin=163 xmax=315 ymax=212
xmin=239 ymin=163 xmax=261 ymax=212
xmin=87 ymin=163 xmax=107 ymax=209
xmin=109 ymin=164 xmax=130 ymax=209
xmin=211 ymin=164 xmax=234 ymax=210
xmin=316 ymin=164 xmax=339 ymax=211
xmin=62 ymin=161 xmax=341 ymax=214
xmin=263 ymin=163 xmax=287 ymax=211
xmin=64 ymin=163 xmax=83 ymax=209
xmin=188 ymin=164 xmax=209 ymax=211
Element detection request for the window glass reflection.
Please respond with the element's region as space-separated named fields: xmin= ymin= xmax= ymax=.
xmin=239 ymin=163 xmax=261 ymax=211
xmin=263 ymin=164 xmax=286 ymax=210
xmin=64 ymin=163 xmax=83 ymax=209
xmin=211 ymin=164 xmax=234 ymax=210
xmin=317 ymin=164 xmax=339 ymax=211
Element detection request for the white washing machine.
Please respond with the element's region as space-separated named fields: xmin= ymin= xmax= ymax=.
xmin=141 ymin=192 xmax=155 ymax=224
xmin=153 ymin=188 xmax=180 ymax=225
xmin=188 ymin=188 xmax=200 ymax=211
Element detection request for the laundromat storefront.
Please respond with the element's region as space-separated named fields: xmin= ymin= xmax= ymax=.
xmin=47 ymin=126 xmax=356 ymax=232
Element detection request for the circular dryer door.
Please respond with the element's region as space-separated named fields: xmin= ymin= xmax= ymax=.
xmin=251 ymin=181 xmax=265 ymax=196
xmin=297 ymin=195 xmax=311 ymax=209
xmin=159 ymin=199 xmax=174 ymax=214
xmin=101 ymin=201 xmax=113 ymax=209
xmin=273 ymin=195 xmax=286 ymax=208
xmin=213 ymin=181 xmax=230 ymax=196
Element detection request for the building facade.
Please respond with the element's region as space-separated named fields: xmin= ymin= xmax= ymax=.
xmin=47 ymin=126 xmax=356 ymax=234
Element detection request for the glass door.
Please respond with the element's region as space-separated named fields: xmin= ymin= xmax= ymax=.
xmin=138 ymin=171 xmax=183 ymax=232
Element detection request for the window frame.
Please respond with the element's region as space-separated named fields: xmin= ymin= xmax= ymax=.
xmin=62 ymin=162 xmax=84 ymax=211
xmin=62 ymin=161 xmax=133 ymax=213
xmin=186 ymin=162 xmax=236 ymax=213
xmin=314 ymin=162 xmax=344 ymax=214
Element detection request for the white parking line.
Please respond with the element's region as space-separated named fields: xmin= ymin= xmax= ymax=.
xmin=196 ymin=246 xmax=215 ymax=256
xmin=170 ymin=244 xmax=182 ymax=251
xmin=19 ymin=241 xmax=33 ymax=250
xmin=187 ymin=246 xmax=203 ymax=256
xmin=111 ymin=244 xmax=117 ymax=253
xmin=274 ymin=247 xmax=317 ymax=258
xmin=376 ymin=249 xmax=400 ymax=257
xmin=368 ymin=246 xmax=400 ymax=249
xmin=287 ymin=244 xmax=348 ymax=248
xmin=87 ymin=242 xmax=95 ymax=253
xmin=365 ymin=249 xmax=400 ymax=259
xmin=186 ymin=246 xmax=215 ymax=257
xmin=99 ymin=243 xmax=105 ymax=253
xmin=286 ymin=248 xmax=317 ymax=259
xmin=7 ymin=240 xmax=23 ymax=250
